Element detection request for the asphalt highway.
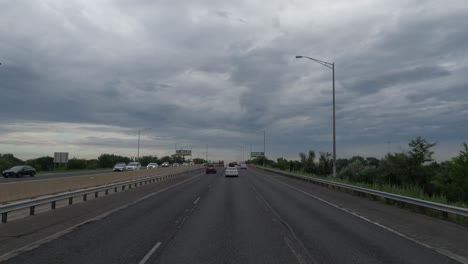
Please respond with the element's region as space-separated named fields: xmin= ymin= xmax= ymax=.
xmin=0 ymin=167 xmax=465 ymax=264
xmin=0 ymin=169 xmax=112 ymax=183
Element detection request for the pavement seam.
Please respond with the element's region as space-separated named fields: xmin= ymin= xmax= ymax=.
xmin=264 ymin=172 xmax=468 ymax=264
xmin=245 ymin=175 xmax=319 ymax=264
xmin=0 ymin=172 xmax=204 ymax=263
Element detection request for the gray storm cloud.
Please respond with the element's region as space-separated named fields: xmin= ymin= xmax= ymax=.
xmin=1 ymin=0 xmax=467 ymax=161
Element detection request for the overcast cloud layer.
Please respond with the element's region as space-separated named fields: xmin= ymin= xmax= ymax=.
xmin=1 ymin=0 xmax=468 ymax=162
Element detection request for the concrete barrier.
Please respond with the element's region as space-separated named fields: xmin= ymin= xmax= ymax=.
xmin=0 ymin=166 xmax=201 ymax=204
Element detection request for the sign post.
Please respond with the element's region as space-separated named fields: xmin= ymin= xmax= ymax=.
xmin=53 ymin=152 xmax=69 ymax=170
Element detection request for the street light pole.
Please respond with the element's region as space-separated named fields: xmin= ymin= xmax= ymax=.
xmin=332 ymin=62 xmax=336 ymax=177
xmin=263 ymin=130 xmax=266 ymax=167
xmin=137 ymin=130 xmax=141 ymax=161
xmin=137 ymin=128 xmax=152 ymax=161
xmin=296 ymin=55 xmax=337 ymax=177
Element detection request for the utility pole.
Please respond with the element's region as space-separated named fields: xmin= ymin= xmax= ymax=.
xmin=206 ymin=144 xmax=208 ymax=162
xmin=263 ymin=130 xmax=266 ymax=167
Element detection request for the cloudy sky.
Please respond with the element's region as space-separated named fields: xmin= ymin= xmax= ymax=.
xmin=1 ymin=0 xmax=467 ymax=162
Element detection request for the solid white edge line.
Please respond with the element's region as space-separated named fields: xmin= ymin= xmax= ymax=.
xmin=0 ymin=172 xmax=204 ymax=263
xmin=265 ymin=173 xmax=468 ymax=264
xmin=138 ymin=242 xmax=162 ymax=264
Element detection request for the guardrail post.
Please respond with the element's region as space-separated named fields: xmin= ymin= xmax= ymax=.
xmin=105 ymin=189 xmax=109 ymax=195
xmin=30 ymin=206 xmax=35 ymax=216
xmin=2 ymin=212 xmax=7 ymax=223
xmin=51 ymin=201 xmax=56 ymax=209
xmin=115 ymin=187 xmax=118 ymax=193
xmin=83 ymin=194 xmax=87 ymax=201
xmin=129 ymin=184 xmax=132 ymax=189
xmin=69 ymin=197 xmax=73 ymax=205
xmin=122 ymin=186 xmax=125 ymax=190
xmin=95 ymin=192 xmax=99 ymax=198
xmin=442 ymin=211 xmax=449 ymax=219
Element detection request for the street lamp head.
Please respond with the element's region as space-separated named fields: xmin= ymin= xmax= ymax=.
xmin=295 ymin=55 xmax=303 ymax=59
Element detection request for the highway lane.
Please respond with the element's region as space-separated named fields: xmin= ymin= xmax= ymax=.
xmin=0 ymin=167 xmax=462 ymax=264
xmin=0 ymin=168 xmax=178 ymax=183
xmin=0 ymin=169 xmax=112 ymax=183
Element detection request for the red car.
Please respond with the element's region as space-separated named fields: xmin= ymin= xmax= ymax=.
xmin=205 ymin=164 xmax=217 ymax=174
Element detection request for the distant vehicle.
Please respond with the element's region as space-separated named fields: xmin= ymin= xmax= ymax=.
xmin=182 ymin=162 xmax=189 ymax=166
xmin=161 ymin=162 xmax=170 ymax=167
xmin=113 ymin=162 xmax=127 ymax=172
xmin=172 ymin=163 xmax=180 ymax=167
xmin=146 ymin=163 xmax=159 ymax=169
xmin=125 ymin=162 xmax=141 ymax=171
xmin=205 ymin=164 xmax=217 ymax=174
xmin=240 ymin=163 xmax=248 ymax=169
xmin=2 ymin=165 xmax=36 ymax=178
xmin=225 ymin=167 xmax=239 ymax=177
xmin=228 ymin=163 xmax=235 ymax=167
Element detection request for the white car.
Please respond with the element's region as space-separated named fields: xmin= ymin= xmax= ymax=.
xmin=147 ymin=163 xmax=159 ymax=169
xmin=125 ymin=162 xmax=141 ymax=171
xmin=240 ymin=163 xmax=248 ymax=169
xmin=225 ymin=167 xmax=239 ymax=177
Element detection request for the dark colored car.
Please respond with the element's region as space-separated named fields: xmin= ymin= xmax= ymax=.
xmin=2 ymin=165 xmax=36 ymax=178
xmin=205 ymin=164 xmax=217 ymax=174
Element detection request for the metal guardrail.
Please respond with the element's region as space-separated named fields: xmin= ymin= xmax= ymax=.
xmin=259 ymin=166 xmax=468 ymax=218
xmin=0 ymin=168 xmax=202 ymax=223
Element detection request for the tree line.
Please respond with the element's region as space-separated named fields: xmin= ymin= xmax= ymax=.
xmin=0 ymin=153 xmax=207 ymax=172
xmin=247 ymin=137 xmax=468 ymax=205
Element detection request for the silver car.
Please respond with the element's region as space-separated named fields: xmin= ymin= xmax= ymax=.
xmin=125 ymin=162 xmax=141 ymax=171
xmin=113 ymin=162 xmax=126 ymax=172
xmin=147 ymin=163 xmax=159 ymax=169
xmin=225 ymin=167 xmax=239 ymax=177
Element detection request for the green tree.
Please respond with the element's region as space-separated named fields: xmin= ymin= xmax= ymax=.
xmin=378 ymin=152 xmax=412 ymax=185
xmin=299 ymin=150 xmax=316 ymax=174
xmin=26 ymin=156 xmax=54 ymax=171
xmin=366 ymin=157 xmax=380 ymax=167
xmin=317 ymin=152 xmax=332 ymax=176
xmin=338 ymin=160 xmax=366 ymax=181
xmin=409 ymin=136 xmax=437 ymax=164
xmin=86 ymin=159 xmax=99 ymax=169
xmin=432 ymin=143 xmax=468 ymax=203
xmin=336 ymin=158 xmax=350 ymax=172
xmin=0 ymin=154 xmax=24 ymax=172
xmin=193 ymin=158 xmax=207 ymax=164
xmin=139 ymin=155 xmax=160 ymax=166
xmin=67 ymin=158 xmax=87 ymax=170
xmin=160 ymin=156 xmax=173 ymax=163
xmin=98 ymin=154 xmax=130 ymax=168
xmin=274 ymin=157 xmax=289 ymax=170
xmin=407 ymin=137 xmax=437 ymax=188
